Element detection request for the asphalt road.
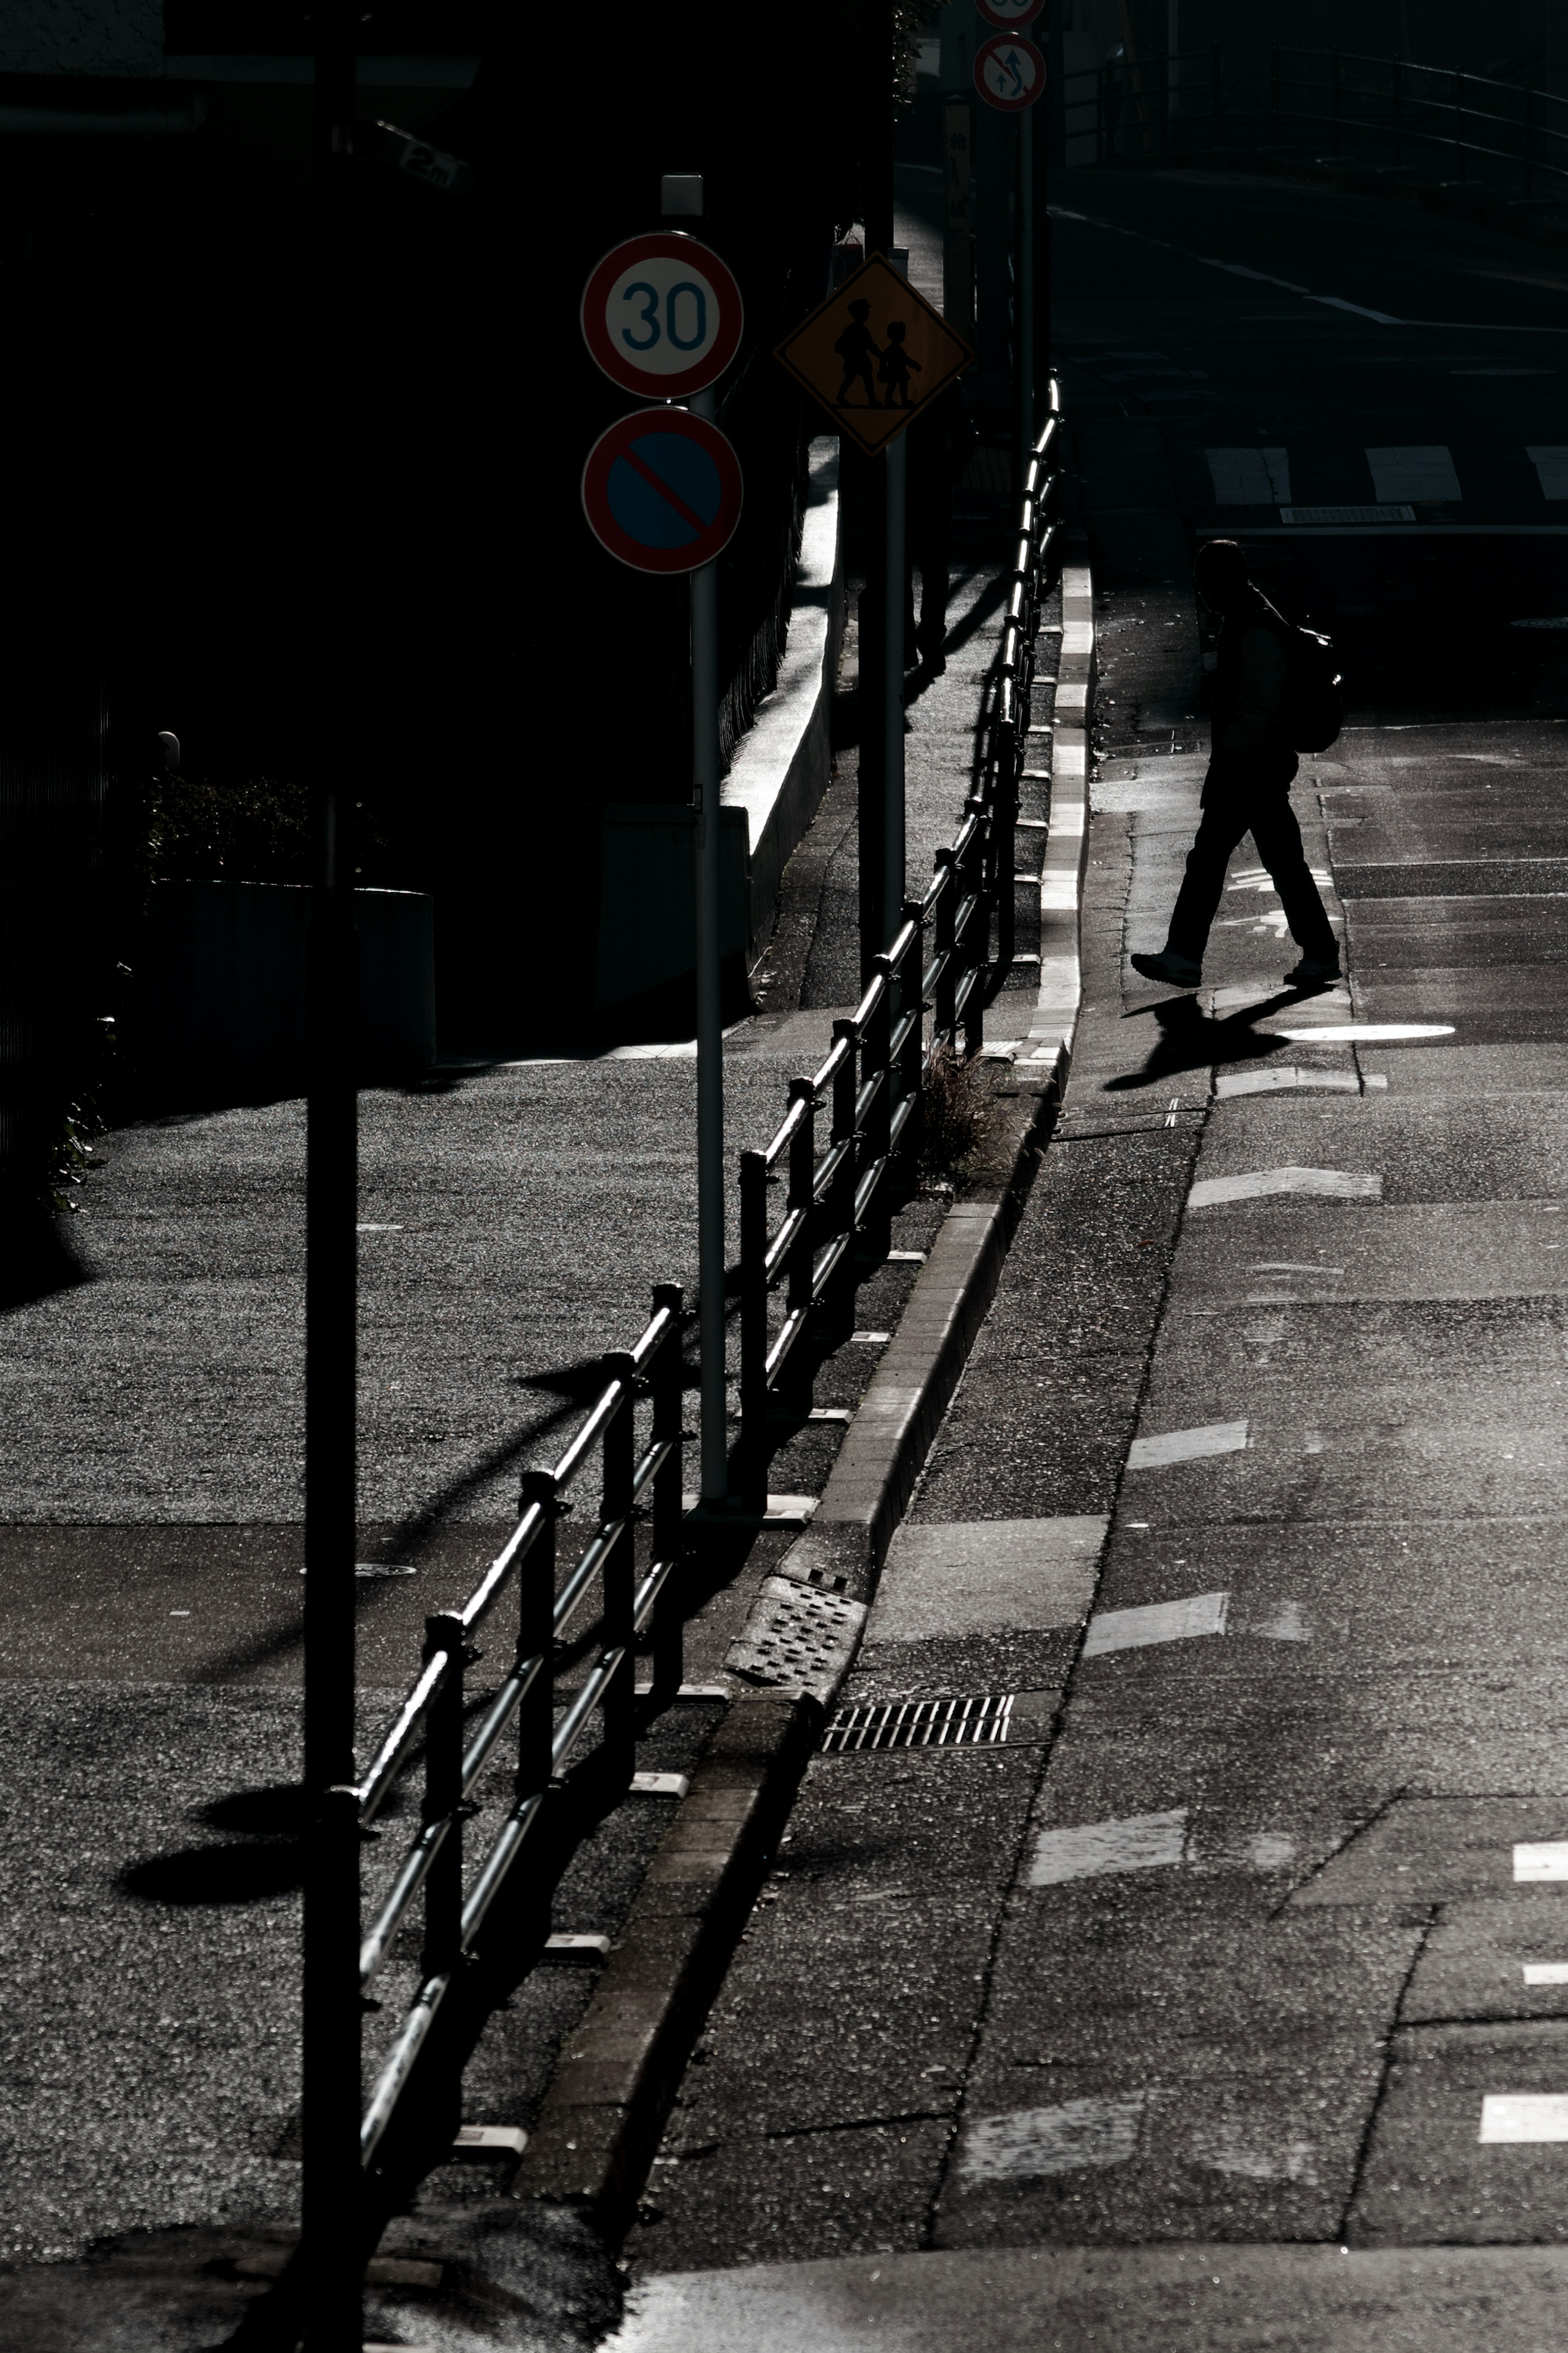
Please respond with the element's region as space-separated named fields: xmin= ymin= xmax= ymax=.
xmin=614 ymin=183 xmax=1568 ymax=2348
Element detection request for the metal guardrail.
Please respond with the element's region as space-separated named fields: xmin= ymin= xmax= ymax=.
xmin=1069 ymin=45 xmax=1568 ymax=196
xmin=312 ymin=383 xmax=1067 ymax=2257
xmin=350 ymin=1282 xmax=687 ymax=2170
xmin=736 ymin=393 xmax=1063 ymax=1501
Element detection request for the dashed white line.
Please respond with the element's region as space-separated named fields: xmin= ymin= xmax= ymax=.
xmin=1189 ymin=1167 xmax=1381 ymax=1208
xmin=1515 ymin=1842 xmax=1568 ymax=1881
xmin=1028 ymin=1809 xmax=1189 ymax=1886
xmin=1127 ymin=1421 xmax=1250 ymax=1470
xmin=1479 ymin=2095 xmax=1568 ymax=2142
xmin=1084 ymin=1591 xmax=1229 ymax=1657
xmin=961 ymin=2093 xmax=1147 ymax=2182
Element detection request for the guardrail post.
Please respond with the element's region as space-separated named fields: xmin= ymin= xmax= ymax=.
xmin=421 ymin=1610 xmax=467 ymax=1985
xmin=996 ymin=682 xmax=1018 ymax=972
xmin=648 ymin=1284 xmax=685 ymax=1698
xmin=865 ymin=959 xmax=894 ymax=1262
xmin=739 ymin=1151 xmax=769 ymax=1514
xmin=961 ymin=798 xmax=988 ymax=1059
xmin=601 ymin=1352 xmax=637 ymax=1787
xmin=830 ymin=1019 xmax=860 ymax=1322
xmin=898 ymin=899 xmax=927 ymax=1166
xmin=933 ymin=849 xmax=958 ymax=1047
xmin=517 ymin=1470 xmax=557 ymax=1803
xmin=785 ymin=1076 xmax=816 ymax=1412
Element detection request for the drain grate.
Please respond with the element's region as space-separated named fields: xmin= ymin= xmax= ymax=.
xmin=822 ymin=1693 xmax=1016 ymax=1752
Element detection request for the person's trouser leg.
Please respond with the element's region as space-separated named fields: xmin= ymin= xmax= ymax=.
xmin=912 ymin=513 xmax=951 ymax=660
xmin=1249 ymin=798 xmax=1338 ymax=959
xmin=1165 ymin=798 xmax=1251 ymax=964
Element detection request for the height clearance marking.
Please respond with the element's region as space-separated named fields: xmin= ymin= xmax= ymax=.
xmin=581 ymin=410 xmax=743 ymax=575
xmin=580 ymin=232 xmax=743 ymax=399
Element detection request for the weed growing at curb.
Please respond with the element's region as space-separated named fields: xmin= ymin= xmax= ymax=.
xmin=920 ymin=1044 xmax=988 ymax=1180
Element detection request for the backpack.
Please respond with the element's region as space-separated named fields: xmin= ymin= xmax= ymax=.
xmin=1282 ymin=624 xmax=1343 ymax=753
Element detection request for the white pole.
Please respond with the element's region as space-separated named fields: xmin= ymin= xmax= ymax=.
xmin=690 ymin=384 xmax=727 ymax=1501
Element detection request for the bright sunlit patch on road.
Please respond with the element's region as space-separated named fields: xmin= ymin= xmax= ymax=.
xmin=1269 ymin=1025 xmax=1454 ymax=1043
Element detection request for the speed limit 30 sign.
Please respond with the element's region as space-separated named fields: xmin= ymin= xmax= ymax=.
xmin=580 ymin=232 xmax=744 ymax=399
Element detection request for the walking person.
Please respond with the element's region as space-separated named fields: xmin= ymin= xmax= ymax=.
xmin=1131 ymin=539 xmax=1341 ymax=991
xmin=903 ymin=381 xmax=977 ymax=679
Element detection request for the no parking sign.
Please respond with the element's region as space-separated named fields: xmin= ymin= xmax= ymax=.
xmin=581 ymin=409 xmax=743 ymax=575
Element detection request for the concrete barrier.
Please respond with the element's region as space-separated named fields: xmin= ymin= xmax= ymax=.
xmin=138 ymin=879 xmax=436 ymax=1092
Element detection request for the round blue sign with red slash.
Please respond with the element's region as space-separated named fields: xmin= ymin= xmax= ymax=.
xmin=581 ymin=232 xmax=744 ymax=400
xmin=581 ymin=410 xmax=744 ymax=575
xmin=974 ymin=31 xmax=1046 ymax=109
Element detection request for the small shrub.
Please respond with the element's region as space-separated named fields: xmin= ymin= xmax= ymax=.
xmin=920 ymin=1043 xmax=988 ymax=1179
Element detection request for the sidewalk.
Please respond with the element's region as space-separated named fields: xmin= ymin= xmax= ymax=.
xmin=0 ymin=409 xmax=1047 ymax=2339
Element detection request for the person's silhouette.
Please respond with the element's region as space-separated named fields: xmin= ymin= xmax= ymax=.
xmin=834 ymin=300 xmax=882 ymax=406
xmin=877 ymin=321 xmax=922 ymax=408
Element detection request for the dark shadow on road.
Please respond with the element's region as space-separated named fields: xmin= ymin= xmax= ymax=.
xmin=121 ymin=1840 xmax=303 ymax=1905
xmin=0 ymin=1211 xmax=91 ymax=1314
xmin=1106 ymin=988 xmax=1325 ymax=1090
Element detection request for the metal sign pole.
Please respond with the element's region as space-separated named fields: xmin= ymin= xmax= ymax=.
xmin=1016 ymin=105 xmax=1035 ymax=484
xmin=883 ymin=427 xmax=906 ymax=948
xmin=303 ymin=6 xmax=363 ymax=2341
xmin=690 ymin=383 xmax=727 ymax=1502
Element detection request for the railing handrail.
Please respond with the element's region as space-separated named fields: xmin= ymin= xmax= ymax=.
xmin=737 ymin=395 xmax=1063 ymax=1507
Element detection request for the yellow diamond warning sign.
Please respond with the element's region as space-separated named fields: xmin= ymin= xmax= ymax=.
xmin=773 ymin=253 xmax=974 ymax=459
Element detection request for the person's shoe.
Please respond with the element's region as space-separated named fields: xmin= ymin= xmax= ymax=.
xmin=1131 ymin=948 xmax=1203 ymax=989
xmin=919 ymin=646 xmax=946 ymax=678
xmin=1283 ymin=952 xmax=1341 ymax=989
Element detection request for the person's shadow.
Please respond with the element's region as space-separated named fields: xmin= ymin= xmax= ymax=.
xmin=1107 ymin=987 xmax=1321 ymax=1092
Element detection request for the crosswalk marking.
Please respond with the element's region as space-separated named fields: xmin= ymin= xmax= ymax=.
xmin=1365 ymin=446 xmax=1461 ymax=503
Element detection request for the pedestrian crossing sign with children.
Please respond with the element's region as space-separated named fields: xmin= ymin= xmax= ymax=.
xmin=773 ymin=252 xmax=974 ymax=459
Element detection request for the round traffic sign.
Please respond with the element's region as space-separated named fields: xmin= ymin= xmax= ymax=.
xmin=973 ymin=31 xmax=1046 ymax=109
xmin=581 ymin=410 xmax=743 ymax=575
xmin=580 ymin=233 xmax=744 ymax=400
xmin=975 ymin=0 xmax=1042 ymax=24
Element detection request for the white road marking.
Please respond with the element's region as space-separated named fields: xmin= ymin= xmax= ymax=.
xmin=1127 ymin=1421 xmax=1249 ymax=1469
xmin=1248 ymin=1831 xmax=1297 ymax=1868
xmin=1523 ymin=1964 xmax=1568 ymax=1985
xmin=960 ymin=2093 xmax=1146 ymax=2182
xmin=1279 ymin=502 xmax=1414 ymax=526
xmin=1084 ymin=1591 xmax=1229 ymax=1657
xmin=1206 ymin=446 xmax=1291 ymax=504
xmin=1528 ymin=446 xmax=1568 ymax=500
xmin=1479 ymin=2094 xmax=1568 ymax=2142
xmin=1365 ymin=445 xmax=1461 ymax=502
xmin=1229 ymin=866 xmax=1332 ymax=891
xmin=1215 ymin=1068 xmax=1361 ymax=1097
xmin=1515 ymin=1842 xmax=1568 ymax=1881
xmin=1364 ymin=1074 xmax=1389 ymax=1089
xmin=1254 ymin=1601 xmax=1310 ymax=1642
xmin=1250 ymin=1262 xmax=1344 ymax=1274
xmin=1028 ymin=1809 xmax=1188 ymax=1886
xmin=357 ymin=1223 xmax=402 ymax=1232
xmin=1189 ymin=1167 xmax=1381 ymax=1207
xmin=1210 ymin=984 xmax=1351 ymax=1014
xmin=1269 ymin=1024 xmax=1454 ymax=1043
xmin=1191 ymin=2123 xmax=1316 ymax=2182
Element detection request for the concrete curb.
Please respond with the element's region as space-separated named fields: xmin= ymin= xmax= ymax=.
xmin=512 ymin=1688 xmax=822 ymax=2228
xmin=513 ymin=553 xmax=1095 ymax=2249
xmin=732 ymin=560 xmax=1098 ymax=1660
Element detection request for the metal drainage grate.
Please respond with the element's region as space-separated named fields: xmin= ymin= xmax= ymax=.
xmin=822 ymin=1693 xmax=1015 ymax=1753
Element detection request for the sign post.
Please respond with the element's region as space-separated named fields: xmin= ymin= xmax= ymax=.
xmin=303 ymin=6 xmax=364 ymax=2345
xmin=775 ymin=255 xmax=973 ymax=964
xmin=581 ymin=202 xmax=742 ymax=1503
xmin=972 ymin=26 xmax=1045 ymax=489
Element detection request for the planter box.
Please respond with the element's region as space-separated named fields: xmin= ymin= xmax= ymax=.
xmin=139 ymin=880 xmax=436 ymax=1092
